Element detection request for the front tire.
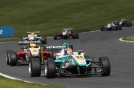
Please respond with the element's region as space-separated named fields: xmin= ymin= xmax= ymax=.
xmin=29 ymin=58 xmax=41 ymax=77
xmin=45 ymin=59 xmax=56 ymax=78
xmin=99 ymin=57 xmax=110 ymax=76
xmin=9 ymin=51 xmax=17 ymax=66
xmin=6 ymin=50 xmax=14 ymax=65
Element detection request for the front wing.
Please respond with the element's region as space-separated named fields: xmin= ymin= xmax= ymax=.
xmin=18 ymin=41 xmax=41 ymax=45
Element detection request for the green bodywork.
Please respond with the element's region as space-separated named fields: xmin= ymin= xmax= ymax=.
xmin=55 ymin=55 xmax=92 ymax=69
xmin=54 ymin=43 xmax=92 ymax=69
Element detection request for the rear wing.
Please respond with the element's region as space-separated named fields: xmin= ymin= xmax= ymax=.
xmin=43 ymin=45 xmax=73 ymax=50
xmin=43 ymin=46 xmax=62 ymax=50
xmin=27 ymin=31 xmax=40 ymax=34
xmin=62 ymin=28 xmax=74 ymax=31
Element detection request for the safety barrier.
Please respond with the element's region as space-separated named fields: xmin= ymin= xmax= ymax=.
xmin=0 ymin=26 xmax=14 ymax=37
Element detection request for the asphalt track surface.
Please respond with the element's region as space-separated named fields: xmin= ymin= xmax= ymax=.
xmin=0 ymin=27 xmax=134 ymax=88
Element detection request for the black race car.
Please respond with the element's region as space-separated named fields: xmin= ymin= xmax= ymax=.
xmin=119 ymin=19 xmax=132 ymax=27
xmin=54 ymin=28 xmax=79 ymax=40
xmin=101 ymin=21 xmax=122 ymax=31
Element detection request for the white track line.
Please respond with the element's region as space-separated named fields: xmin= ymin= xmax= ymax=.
xmin=0 ymin=72 xmax=33 ymax=83
xmin=119 ymin=38 xmax=134 ymax=43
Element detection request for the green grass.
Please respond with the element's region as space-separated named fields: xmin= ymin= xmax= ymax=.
xmin=0 ymin=76 xmax=65 ymax=88
xmin=123 ymin=36 xmax=134 ymax=41
xmin=0 ymin=38 xmax=18 ymax=42
xmin=0 ymin=0 xmax=134 ymax=37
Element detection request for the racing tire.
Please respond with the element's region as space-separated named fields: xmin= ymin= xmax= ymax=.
xmin=129 ymin=22 xmax=132 ymax=27
xmin=41 ymin=36 xmax=47 ymax=44
xmin=9 ymin=51 xmax=17 ymax=66
xmin=77 ymin=35 xmax=79 ymax=39
xmin=72 ymin=33 xmax=78 ymax=39
xmin=126 ymin=23 xmax=130 ymax=27
xmin=29 ymin=58 xmax=41 ymax=77
xmin=76 ymin=33 xmax=79 ymax=39
xmin=116 ymin=27 xmax=119 ymax=31
xmin=101 ymin=26 xmax=104 ymax=31
xmin=63 ymin=35 xmax=68 ymax=39
xmin=45 ymin=59 xmax=56 ymax=78
xmin=75 ymin=32 xmax=79 ymax=39
xmin=99 ymin=57 xmax=110 ymax=76
xmin=119 ymin=26 xmax=122 ymax=30
xmin=54 ymin=33 xmax=58 ymax=40
xmin=6 ymin=50 xmax=14 ymax=65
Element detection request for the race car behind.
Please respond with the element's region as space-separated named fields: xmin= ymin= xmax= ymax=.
xmin=101 ymin=21 xmax=122 ymax=31
xmin=54 ymin=28 xmax=79 ymax=40
xmin=18 ymin=31 xmax=47 ymax=45
xmin=29 ymin=43 xmax=111 ymax=78
xmin=6 ymin=43 xmax=53 ymax=66
xmin=119 ymin=19 xmax=132 ymax=27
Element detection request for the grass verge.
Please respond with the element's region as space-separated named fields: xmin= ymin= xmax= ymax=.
xmin=0 ymin=76 xmax=65 ymax=88
xmin=0 ymin=37 xmax=18 ymax=42
xmin=123 ymin=36 xmax=134 ymax=41
xmin=0 ymin=0 xmax=134 ymax=37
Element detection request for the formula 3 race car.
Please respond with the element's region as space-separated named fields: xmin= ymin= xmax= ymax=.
xmin=18 ymin=31 xmax=47 ymax=45
xmin=6 ymin=43 xmax=54 ymax=66
xmin=29 ymin=43 xmax=111 ymax=78
xmin=119 ymin=19 xmax=132 ymax=27
xmin=54 ymin=28 xmax=79 ymax=40
xmin=101 ymin=21 xmax=122 ymax=31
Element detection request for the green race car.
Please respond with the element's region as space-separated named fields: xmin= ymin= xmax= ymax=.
xmin=29 ymin=43 xmax=111 ymax=78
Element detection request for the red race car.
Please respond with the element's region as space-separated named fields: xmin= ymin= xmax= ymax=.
xmin=54 ymin=28 xmax=79 ymax=40
xmin=6 ymin=43 xmax=59 ymax=66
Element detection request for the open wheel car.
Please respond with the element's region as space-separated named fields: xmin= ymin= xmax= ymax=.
xmin=6 ymin=43 xmax=52 ymax=66
xmin=18 ymin=31 xmax=47 ymax=45
xmin=101 ymin=21 xmax=122 ymax=31
xmin=119 ymin=19 xmax=132 ymax=27
xmin=54 ymin=28 xmax=79 ymax=40
xmin=29 ymin=43 xmax=111 ymax=78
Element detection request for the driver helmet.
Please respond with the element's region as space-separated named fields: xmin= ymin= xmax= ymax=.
xmin=29 ymin=43 xmax=36 ymax=48
xmin=65 ymin=48 xmax=72 ymax=55
xmin=31 ymin=32 xmax=34 ymax=35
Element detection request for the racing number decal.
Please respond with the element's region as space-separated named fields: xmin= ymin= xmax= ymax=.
xmin=31 ymin=49 xmax=38 ymax=53
xmin=75 ymin=56 xmax=84 ymax=60
xmin=119 ymin=22 xmax=122 ymax=25
xmin=33 ymin=50 xmax=37 ymax=52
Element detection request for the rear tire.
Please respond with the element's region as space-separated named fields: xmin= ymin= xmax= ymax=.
xmin=6 ymin=50 xmax=14 ymax=65
xmin=41 ymin=36 xmax=47 ymax=44
xmin=29 ymin=58 xmax=41 ymax=77
xmin=99 ymin=57 xmax=110 ymax=76
xmin=73 ymin=33 xmax=78 ymax=39
xmin=9 ymin=51 xmax=17 ymax=66
xmin=101 ymin=26 xmax=104 ymax=31
xmin=119 ymin=26 xmax=122 ymax=30
xmin=54 ymin=33 xmax=58 ymax=40
xmin=45 ymin=59 xmax=56 ymax=78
